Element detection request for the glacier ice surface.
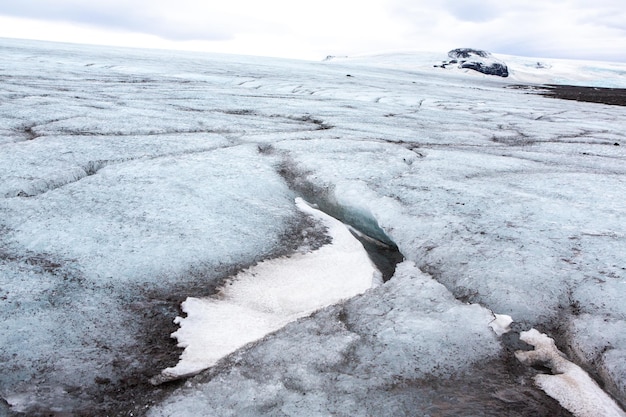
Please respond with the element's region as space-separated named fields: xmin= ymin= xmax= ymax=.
xmin=0 ymin=38 xmax=625 ymax=415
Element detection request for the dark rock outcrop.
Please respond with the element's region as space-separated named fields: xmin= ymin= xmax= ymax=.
xmin=435 ymin=48 xmax=509 ymax=77
xmin=448 ymin=48 xmax=491 ymax=59
xmin=459 ymin=60 xmax=509 ymax=77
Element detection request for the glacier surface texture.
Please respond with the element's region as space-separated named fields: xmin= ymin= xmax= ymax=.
xmin=0 ymin=39 xmax=625 ymax=416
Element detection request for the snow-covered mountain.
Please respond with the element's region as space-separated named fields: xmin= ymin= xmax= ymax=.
xmin=1 ymin=38 xmax=625 ymax=416
xmin=329 ymin=48 xmax=626 ymax=88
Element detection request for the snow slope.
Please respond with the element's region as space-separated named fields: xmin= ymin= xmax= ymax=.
xmin=331 ymin=50 xmax=626 ymax=87
xmin=0 ymin=39 xmax=625 ymax=416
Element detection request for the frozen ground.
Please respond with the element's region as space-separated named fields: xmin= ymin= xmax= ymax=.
xmin=0 ymin=38 xmax=625 ymax=416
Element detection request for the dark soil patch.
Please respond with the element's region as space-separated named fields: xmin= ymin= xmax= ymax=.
xmin=511 ymin=84 xmax=626 ymax=106
xmin=72 ymin=300 xmax=186 ymax=417
xmin=543 ymin=84 xmax=626 ymax=106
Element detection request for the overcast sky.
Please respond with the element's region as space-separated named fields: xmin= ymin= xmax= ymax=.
xmin=1 ymin=0 xmax=625 ymax=62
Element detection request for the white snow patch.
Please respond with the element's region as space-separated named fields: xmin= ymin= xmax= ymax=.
xmin=516 ymin=329 xmax=626 ymax=417
xmin=153 ymin=198 xmax=381 ymax=383
xmin=489 ymin=314 xmax=513 ymax=336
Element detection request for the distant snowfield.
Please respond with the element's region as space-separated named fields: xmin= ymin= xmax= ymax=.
xmin=0 ymin=39 xmax=625 ymax=416
xmin=333 ymin=50 xmax=626 ymax=88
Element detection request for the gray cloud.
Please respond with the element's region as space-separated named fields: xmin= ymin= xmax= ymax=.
xmin=385 ymin=0 xmax=626 ymax=61
xmin=0 ymin=1 xmax=234 ymax=41
xmin=1 ymin=0 xmax=625 ymax=61
xmin=442 ymin=0 xmax=502 ymax=23
xmin=580 ymin=10 xmax=626 ymax=33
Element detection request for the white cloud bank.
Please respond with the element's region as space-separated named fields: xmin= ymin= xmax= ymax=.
xmin=0 ymin=1 xmax=625 ymax=62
